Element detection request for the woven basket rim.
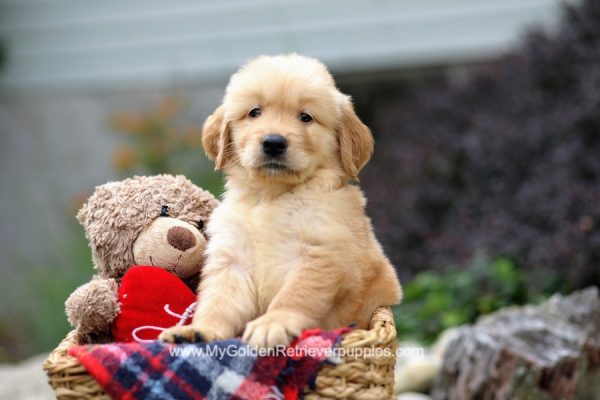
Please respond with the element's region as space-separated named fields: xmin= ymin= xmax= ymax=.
xmin=44 ymin=306 xmax=397 ymax=399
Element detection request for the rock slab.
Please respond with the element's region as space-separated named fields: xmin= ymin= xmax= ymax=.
xmin=432 ymin=287 xmax=600 ymax=400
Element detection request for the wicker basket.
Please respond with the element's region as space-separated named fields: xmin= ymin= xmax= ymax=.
xmin=44 ymin=307 xmax=397 ymax=399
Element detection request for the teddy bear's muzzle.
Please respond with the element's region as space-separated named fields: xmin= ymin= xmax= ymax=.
xmin=132 ymin=217 xmax=206 ymax=279
xmin=167 ymin=226 xmax=196 ymax=251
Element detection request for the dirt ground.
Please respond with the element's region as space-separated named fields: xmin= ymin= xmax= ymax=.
xmin=0 ymin=354 xmax=53 ymax=400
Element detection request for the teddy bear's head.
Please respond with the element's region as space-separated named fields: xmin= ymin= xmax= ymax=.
xmin=76 ymin=174 xmax=218 ymax=280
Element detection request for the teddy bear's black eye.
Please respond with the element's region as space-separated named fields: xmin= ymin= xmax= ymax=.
xmin=160 ymin=205 xmax=169 ymax=217
xmin=195 ymin=220 xmax=204 ymax=230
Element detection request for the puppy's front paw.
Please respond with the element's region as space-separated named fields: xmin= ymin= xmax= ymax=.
xmin=159 ymin=325 xmax=207 ymax=344
xmin=242 ymin=311 xmax=303 ymax=349
xmin=160 ymin=322 xmax=235 ymax=343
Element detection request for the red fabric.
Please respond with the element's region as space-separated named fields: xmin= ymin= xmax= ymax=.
xmin=69 ymin=327 xmax=351 ymax=400
xmin=111 ymin=266 xmax=197 ymax=342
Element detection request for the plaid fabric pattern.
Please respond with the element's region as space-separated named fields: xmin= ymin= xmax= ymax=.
xmin=69 ymin=328 xmax=349 ymax=400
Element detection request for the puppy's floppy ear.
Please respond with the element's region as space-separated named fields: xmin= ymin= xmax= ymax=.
xmin=337 ymin=95 xmax=374 ymax=179
xmin=202 ymin=104 xmax=233 ymax=170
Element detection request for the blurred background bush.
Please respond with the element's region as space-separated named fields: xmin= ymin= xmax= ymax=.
xmin=0 ymin=0 xmax=597 ymax=361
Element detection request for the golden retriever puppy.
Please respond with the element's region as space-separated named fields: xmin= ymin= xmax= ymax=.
xmin=161 ymin=54 xmax=402 ymax=348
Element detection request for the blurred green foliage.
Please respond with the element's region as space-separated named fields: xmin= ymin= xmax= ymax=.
xmin=26 ymin=229 xmax=92 ymax=357
xmin=0 ymin=222 xmax=91 ymax=362
xmin=392 ymin=256 xmax=551 ymax=344
xmin=110 ymin=95 xmax=223 ymax=196
xmin=0 ymin=40 xmax=5 ymax=71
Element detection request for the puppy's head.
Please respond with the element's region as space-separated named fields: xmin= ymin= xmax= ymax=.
xmin=202 ymin=54 xmax=373 ymax=183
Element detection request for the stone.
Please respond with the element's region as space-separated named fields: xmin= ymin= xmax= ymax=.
xmin=397 ymin=392 xmax=432 ymax=400
xmin=431 ymin=287 xmax=600 ymax=400
xmin=394 ymin=329 xmax=460 ymax=394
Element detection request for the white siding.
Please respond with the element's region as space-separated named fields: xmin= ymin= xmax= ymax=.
xmin=0 ymin=0 xmax=569 ymax=93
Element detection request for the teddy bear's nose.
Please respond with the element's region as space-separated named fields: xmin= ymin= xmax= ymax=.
xmin=167 ymin=226 xmax=196 ymax=251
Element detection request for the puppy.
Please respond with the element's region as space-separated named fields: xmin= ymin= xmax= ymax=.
xmin=161 ymin=54 xmax=402 ymax=348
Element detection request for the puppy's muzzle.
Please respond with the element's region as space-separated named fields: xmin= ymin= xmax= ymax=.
xmin=262 ymin=134 xmax=287 ymax=157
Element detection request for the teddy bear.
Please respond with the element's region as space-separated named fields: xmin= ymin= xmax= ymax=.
xmin=65 ymin=174 xmax=218 ymax=343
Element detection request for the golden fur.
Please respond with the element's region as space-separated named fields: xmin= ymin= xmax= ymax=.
xmin=162 ymin=54 xmax=402 ymax=348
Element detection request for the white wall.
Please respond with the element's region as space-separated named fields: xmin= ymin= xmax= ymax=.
xmin=0 ymin=0 xmax=568 ymax=93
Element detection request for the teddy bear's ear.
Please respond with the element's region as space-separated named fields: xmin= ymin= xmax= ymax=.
xmin=202 ymin=104 xmax=233 ymax=170
xmin=76 ymin=200 xmax=89 ymax=225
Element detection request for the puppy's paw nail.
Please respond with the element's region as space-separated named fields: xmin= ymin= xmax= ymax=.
xmin=159 ymin=333 xmax=174 ymax=343
xmin=194 ymin=332 xmax=206 ymax=342
xmin=173 ymin=334 xmax=187 ymax=344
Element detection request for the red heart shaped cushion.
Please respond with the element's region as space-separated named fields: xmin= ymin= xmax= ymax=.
xmin=111 ymin=266 xmax=197 ymax=342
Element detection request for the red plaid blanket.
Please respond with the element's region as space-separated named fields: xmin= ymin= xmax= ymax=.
xmin=69 ymin=327 xmax=349 ymax=400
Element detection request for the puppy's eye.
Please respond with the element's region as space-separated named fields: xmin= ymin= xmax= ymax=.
xmin=195 ymin=220 xmax=204 ymax=230
xmin=248 ymin=107 xmax=262 ymax=118
xmin=298 ymin=112 xmax=313 ymax=123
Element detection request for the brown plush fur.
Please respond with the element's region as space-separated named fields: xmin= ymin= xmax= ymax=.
xmin=66 ymin=277 xmax=120 ymax=334
xmin=161 ymin=54 xmax=402 ymax=348
xmin=77 ymin=174 xmax=218 ymax=278
xmin=65 ymin=174 xmax=218 ymax=336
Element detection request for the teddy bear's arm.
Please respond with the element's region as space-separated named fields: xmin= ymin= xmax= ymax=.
xmin=65 ymin=277 xmax=120 ymax=335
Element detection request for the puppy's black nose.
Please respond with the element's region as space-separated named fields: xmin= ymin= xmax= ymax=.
xmin=262 ymin=134 xmax=287 ymax=157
